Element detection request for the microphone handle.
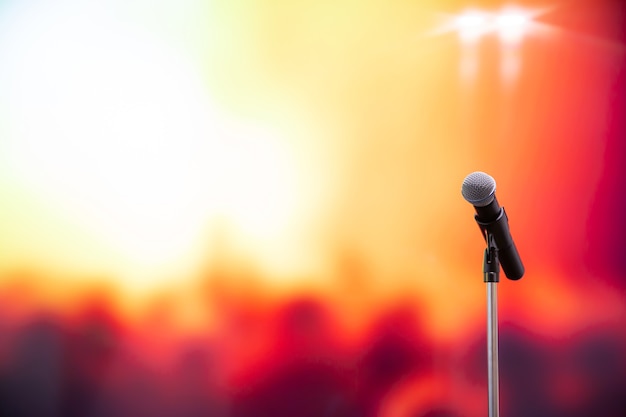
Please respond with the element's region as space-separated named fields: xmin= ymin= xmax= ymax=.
xmin=476 ymin=207 xmax=525 ymax=280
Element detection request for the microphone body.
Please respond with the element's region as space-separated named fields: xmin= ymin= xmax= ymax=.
xmin=462 ymin=172 xmax=524 ymax=280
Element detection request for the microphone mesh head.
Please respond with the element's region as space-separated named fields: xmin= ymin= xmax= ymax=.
xmin=462 ymin=171 xmax=496 ymax=207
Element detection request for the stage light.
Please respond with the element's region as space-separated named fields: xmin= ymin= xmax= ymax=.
xmin=450 ymin=8 xmax=534 ymax=45
xmin=495 ymin=11 xmax=531 ymax=45
xmin=455 ymin=12 xmax=490 ymax=44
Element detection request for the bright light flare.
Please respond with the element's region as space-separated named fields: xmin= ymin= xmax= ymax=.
xmin=447 ymin=7 xmax=536 ymax=45
xmin=0 ymin=2 xmax=310 ymax=291
xmin=455 ymin=12 xmax=490 ymax=44
xmin=496 ymin=12 xmax=531 ymax=45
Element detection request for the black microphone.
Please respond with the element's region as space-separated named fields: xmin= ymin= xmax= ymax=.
xmin=461 ymin=171 xmax=524 ymax=280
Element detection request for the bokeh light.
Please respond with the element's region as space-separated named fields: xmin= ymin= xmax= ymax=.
xmin=496 ymin=11 xmax=532 ymax=45
xmin=456 ymin=11 xmax=491 ymax=44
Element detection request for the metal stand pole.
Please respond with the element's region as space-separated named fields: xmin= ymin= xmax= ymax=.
xmin=487 ymin=282 xmax=499 ymax=417
xmin=483 ymin=235 xmax=500 ymax=417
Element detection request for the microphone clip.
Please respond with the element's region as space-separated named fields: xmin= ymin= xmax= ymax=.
xmin=482 ymin=230 xmax=500 ymax=283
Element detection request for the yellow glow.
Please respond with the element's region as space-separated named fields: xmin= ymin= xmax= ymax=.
xmin=0 ymin=2 xmax=312 ymax=291
xmin=0 ymin=0 xmax=557 ymax=331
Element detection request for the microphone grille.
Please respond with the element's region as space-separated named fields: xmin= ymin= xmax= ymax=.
xmin=462 ymin=171 xmax=496 ymax=207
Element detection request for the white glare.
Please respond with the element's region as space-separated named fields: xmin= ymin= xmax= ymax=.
xmin=0 ymin=2 xmax=301 ymax=289
xmin=496 ymin=13 xmax=530 ymax=45
xmin=455 ymin=12 xmax=489 ymax=44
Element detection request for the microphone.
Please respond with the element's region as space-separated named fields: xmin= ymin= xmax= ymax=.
xmin=461 ymin=171 xmax=524 ymax=280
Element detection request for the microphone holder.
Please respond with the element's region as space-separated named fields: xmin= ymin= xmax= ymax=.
xmin=482 ymin=228 xmax=501 ymax=417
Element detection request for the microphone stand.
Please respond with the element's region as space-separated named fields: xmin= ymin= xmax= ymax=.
xmin=482 ymin=229 xmax=500 ymax=417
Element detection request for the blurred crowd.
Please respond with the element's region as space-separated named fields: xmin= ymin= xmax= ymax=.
xmin=0 ymin=287 xmax=624 ymax=417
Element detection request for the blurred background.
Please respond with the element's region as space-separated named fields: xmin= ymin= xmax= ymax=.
xmin=0 ymin=0 xmax=624 ymax=416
